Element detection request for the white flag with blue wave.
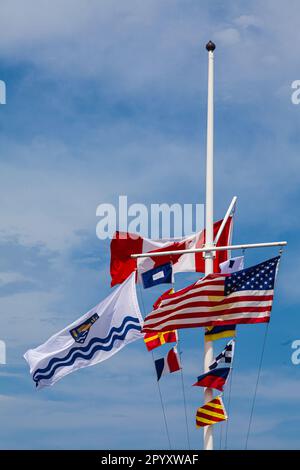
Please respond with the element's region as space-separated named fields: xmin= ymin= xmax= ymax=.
xmin=24 ymin=273 xmax=143 ymax=389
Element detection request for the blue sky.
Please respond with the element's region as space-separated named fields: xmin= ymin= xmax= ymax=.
xmin=0 ymin=0 xmax=300 ymax=450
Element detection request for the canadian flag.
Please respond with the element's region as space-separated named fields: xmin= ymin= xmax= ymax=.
xmin=110 ymin=217 xmax=233 ymax=287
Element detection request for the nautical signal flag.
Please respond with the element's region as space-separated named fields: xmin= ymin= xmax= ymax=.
xmin=205 ymin=325 xmax=236 ymax=342
xmin=143 ymin=256 xmax=280 ymax=333
xmin=193 ymin=367 xmax=230 ymax=391
xmin=196 ymin=396 xmax=227 ymax=428
xmin=144 ymin=330 xmax=178 ymax=352
xmin=209 ymin=339 xmax=235 ymax=370
xmin=154 ymin=346 xmax=181 ymax=381
xmin=142 ymin=262 xmax=173 ymax=289
xmin=219 ymin=256 xmax=244 ymax=274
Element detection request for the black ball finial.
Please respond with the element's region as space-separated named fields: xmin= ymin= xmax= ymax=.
xmin=206 ymin=41 xmax=216 ymax=52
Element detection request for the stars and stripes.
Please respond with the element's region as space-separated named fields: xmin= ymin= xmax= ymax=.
xmin=196 ymin=395 xmax=227 ymax=428
xmin=142 ymin=257 xmax=280 ymax=333
xmin=204 ymin=256 xmax=243 ymax=341
xmin=209 ymin=339 xmax=235 ymax=370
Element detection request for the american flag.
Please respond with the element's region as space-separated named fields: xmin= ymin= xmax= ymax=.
xmin=142 ymin=256 xmax=280 ymax=333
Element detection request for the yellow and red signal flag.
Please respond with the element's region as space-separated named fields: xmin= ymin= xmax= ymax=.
xmin=144 ymin=330 xmax=178 ymax=352
xmin=144 ymin=287 xmax=177 ymax=351
xmin=196 ymin=395 xmax=227 ymax=428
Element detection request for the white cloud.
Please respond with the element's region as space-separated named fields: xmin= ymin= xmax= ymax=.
xmin=0 ymin=0 xmax=298 ymax=98
xmin=0 ymin=272 xmax=27 ymax=285
xmin=234 ymin=14 xmax=263 ymax=29
xmin=0 ymin=0 xmax=208 ymax=92
xmin=215 ymin=28 xmax=241 ymax=46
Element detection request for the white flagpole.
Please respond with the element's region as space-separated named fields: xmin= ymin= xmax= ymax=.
xmin=214 ymin=196 xmax=237 ymax=245
xmin=131 ymin=241 xmax=287 ymax=259
xmin=203 ymin=40 xmax=216 ymax=451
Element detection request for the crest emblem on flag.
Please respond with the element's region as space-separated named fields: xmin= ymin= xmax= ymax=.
xmin=70 ymin=313 xmax=99 ymax=344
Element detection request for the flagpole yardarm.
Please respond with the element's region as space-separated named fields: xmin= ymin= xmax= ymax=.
xmin=130 ymin=240 xmax=287 ymax=259
xmin=203 ymin=39 xmax=216 ymax=451
xmin=214 ymin=196 xmax=237 ymax=246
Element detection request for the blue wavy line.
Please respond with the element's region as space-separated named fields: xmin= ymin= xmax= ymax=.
xmin=34 ymin=322 xmax=141 ymax=384
xmin=33 ymin=316 xmax=140 ymax=381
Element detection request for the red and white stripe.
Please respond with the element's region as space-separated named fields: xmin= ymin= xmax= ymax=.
xmin=142 ymin=275 xmax=274 ymax=332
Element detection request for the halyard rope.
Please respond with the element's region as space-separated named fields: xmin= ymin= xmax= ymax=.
xmin=137 ymin=282 xmax=172 ymax=449
xmin=177 ymin=336 xmax=191 ymax=450
xmin=245 ymin=249 xmax=282 ymax=449
xmin=245 ymin=322 xmax=269 ymax=449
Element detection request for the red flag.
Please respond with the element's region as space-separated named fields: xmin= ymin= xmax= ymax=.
xmin=110 ymin=217 xmax=233 ymax=286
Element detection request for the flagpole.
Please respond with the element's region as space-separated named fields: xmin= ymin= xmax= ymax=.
xmin=131 ymin=241 xmax=287 ymax=259
xmin=203 ymin=40 xmax=216 ymax=451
